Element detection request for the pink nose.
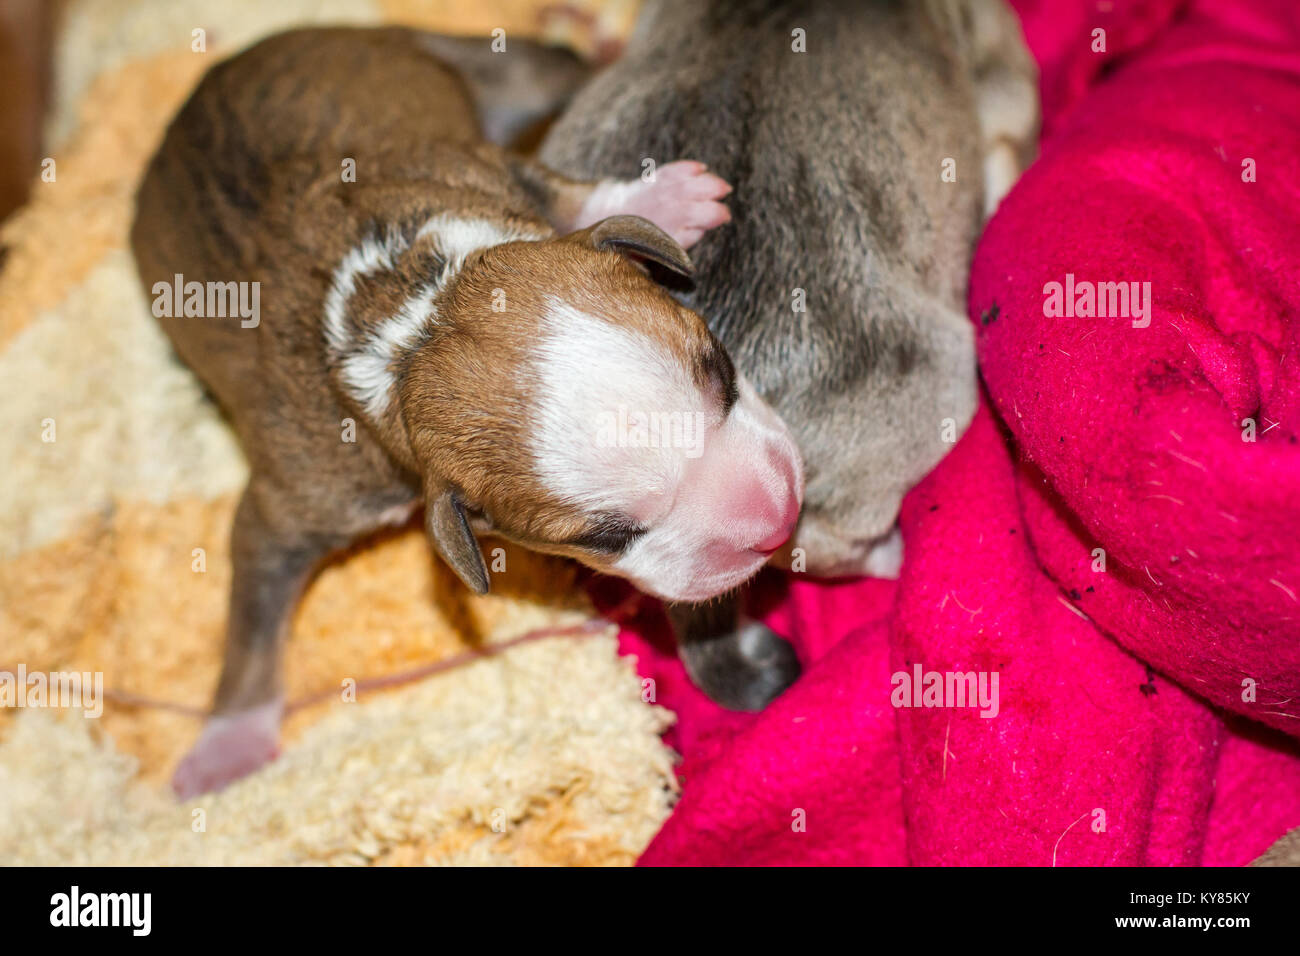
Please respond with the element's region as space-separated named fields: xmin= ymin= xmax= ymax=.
xmin=751 ymin=495 xmax=801 ymax=555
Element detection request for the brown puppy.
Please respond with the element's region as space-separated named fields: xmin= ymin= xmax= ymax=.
xmin=131 ymin=27 xmax=804 ymax=797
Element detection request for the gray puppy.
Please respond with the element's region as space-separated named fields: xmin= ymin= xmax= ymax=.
xmin=540 ymin=0 xmax=1038 ymax=709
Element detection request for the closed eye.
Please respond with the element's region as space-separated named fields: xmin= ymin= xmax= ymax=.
xmin=566 ymin=512 xmax=647 ymax=554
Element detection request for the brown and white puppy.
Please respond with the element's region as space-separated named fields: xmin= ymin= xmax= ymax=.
xmin=541 ymin=0 xmax=1038 ymax=709
xmin=131 ymin=27 xmax=803 ymax=797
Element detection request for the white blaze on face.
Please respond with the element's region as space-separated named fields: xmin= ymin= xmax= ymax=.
xmin=532 ymin=300 xmax=805 ymax=603
xmin=532 ymin=299 xmax=703 ymax=513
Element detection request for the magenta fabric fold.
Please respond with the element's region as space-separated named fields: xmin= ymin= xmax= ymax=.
xmin=615 ymin=0 xmax=1300 ymax=866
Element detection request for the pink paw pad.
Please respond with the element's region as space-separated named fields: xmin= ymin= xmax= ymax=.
xmin=576 ymin=160 xmax=732 ymax=249
xmin=172 ymin=700 xmax=283 ymax=799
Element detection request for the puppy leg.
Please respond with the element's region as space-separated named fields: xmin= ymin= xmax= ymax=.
xmin=964 ymin=0 xmax=1040 ymax=216
xmin=172 ymin=486 xmax=346 ymax=798
xmin=508 ymin=156 xmax=731 ymax=249
xmin=668 ymin=593 xmax=801 ymax=711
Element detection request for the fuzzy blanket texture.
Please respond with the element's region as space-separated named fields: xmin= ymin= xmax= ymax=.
xmin=618 ymin=0 xmax=1300 ymax=866
xmin=0 ymin=0 xmax=672 ymax=867
xmin=3 ymin=0 xmax=1296 ymax=868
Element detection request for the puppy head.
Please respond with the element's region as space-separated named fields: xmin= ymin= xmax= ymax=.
xmin=401 ymin=216 xmax=803 ymax=602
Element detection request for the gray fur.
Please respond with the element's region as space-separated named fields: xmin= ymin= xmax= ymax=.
xmin=542 ymin=0 xmax=1037 ymax=573
xmin=541 ymin=0 xmax=1038 ymax=707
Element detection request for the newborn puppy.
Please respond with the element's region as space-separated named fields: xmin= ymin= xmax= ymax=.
xmin=131 ymin=27 xmax=803 ymax=796
xmin=541 ymin=0 xmax=1038 ymax=709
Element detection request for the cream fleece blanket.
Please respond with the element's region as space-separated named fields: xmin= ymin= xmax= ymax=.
xmin=0 ymin=0 xmax=672 ymax=867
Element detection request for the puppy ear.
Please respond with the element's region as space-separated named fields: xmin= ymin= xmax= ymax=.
xmin=582 ymin=215 xmax=694 ymax=282
xmin=425 ymin=487 xmax=490 ymax=595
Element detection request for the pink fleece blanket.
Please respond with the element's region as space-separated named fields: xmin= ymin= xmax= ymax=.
xmin=609 ymin=0 xmax=1300 ymax=866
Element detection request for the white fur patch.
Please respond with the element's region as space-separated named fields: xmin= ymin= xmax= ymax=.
xmin=416 ymin=215 xmax=544 ymax=267
xmin=611 ymin=375 xmax=801 ymax=602
xmin=571 ymin=179 xmax=642 ymax=230
xmin=322 ymin=228 xmax=405 ymax=354
xmin=530 ymin=302 xmax=805 ymax=604
xmin=338 ymin=287 xmax=440 ymax=418
xmin=324 ymin=216 xmax=545 ymax=418
xmin=530 ymin=299 xmax=710 ymax=516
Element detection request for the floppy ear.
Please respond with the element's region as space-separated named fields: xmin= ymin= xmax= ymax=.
xmin=425 ymin=486 xmax=490 ymax=595
xmin=582 ymin=215 xmax=694 ymax=282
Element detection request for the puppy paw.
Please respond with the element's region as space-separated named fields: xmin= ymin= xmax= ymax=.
xmin=172 ymin=701 xmax=282 ymax=799
xmin=578 ymin=160 xmax=732 ymax=249
xmin=680 ymin=619 xmax=801 ymax=711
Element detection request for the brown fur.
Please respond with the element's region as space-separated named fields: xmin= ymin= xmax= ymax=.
xmin=130 ymin=27 xmax=726 ymax=731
